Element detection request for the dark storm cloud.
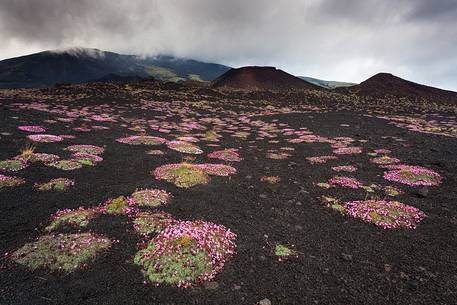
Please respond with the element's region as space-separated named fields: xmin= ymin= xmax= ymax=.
xmin=0 ymin=0 xmax=456 ymax=90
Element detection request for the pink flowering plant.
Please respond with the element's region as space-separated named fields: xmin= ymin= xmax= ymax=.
xmin=10 ymin=233 xmax=112 ymax=272
xmin=47 ymin=160 xmax=83 ymax=171
xmin=0 ymin=159 xmax=28 ymax=172
xmin=266 ymin=151 xmax=291 ymax=160
xmin=45 ymin=208 xmax=98 ymax=231
xmin=134 ymin=220 xmax=236 ymax=288
xmin=193 ymin=164 xmax=237 ymax=176
xmin=72 ymin=153 xmax=104 ymax=166
xmin=0 ymin=174 xmax=25 ymax=189
xmin=383 ymin=165 xmax=442 ymax=186
xmin=328 ymin=176 xmax=363 ymax=189
xmin=306 ymin=156 xmax=338 ymax=164
xmin=153 ymin=163 xmax=236 ymax=188
xmin=18 ymin=125 xmax=46 ymax=133
xmin=344 ymin=200 xmax=426 ymax=229
xmin=117 ymin=135 xmax=167 ymax=146
xmin=133 ymin=211 xmax=174 ymax=236
xmin=16 ymin=153 xmax=60 ymax=163
xmin=167 ymin=141 xmax=203 ymax=154
xmin=370 ymin=156 xmax=401 ymax=165
xmin=102 ymin=196 xmax=136 ymax=215
xmin=208 ymin=149 xmax=242 ymax=162
xmin=27 ymin=134 xmax=63 ymax=143
xmin=65 ymin=144 xmax=105 ymax=155
xmin=333 ymin=147 xmax=363 ymax=155
xmin=35 ymin=178 xmax=75 ymax=191
xmin=331 ymin=165 xmax=357 ymax=172
xmin=153 ymin=163 xmax=209 ymax=188
xmin=131 ymin=189 xmax=172 ymax=207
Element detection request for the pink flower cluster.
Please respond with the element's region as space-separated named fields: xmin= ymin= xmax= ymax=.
xmin=18 ymin=125 xmax=46 ymax=133
xmin=116 ymin=135 xmax=167 ymax=145
xmin=370 ymin=156 xmax=401 ymax=165
xmin=207 ymin=149 xmax=242 ymax=162
xmin=153 ymin=163 xmax=237 ymax=180
xmin=344 ymin=200 xmax=426 ymax=229
xmin=306 ymin=156 xmax=338 ymax=164
xmin=383 ymin=165 xmax=442 ymax=187
xmin=65 ymin=145 xmax=105 ymax=155
xmin=333 ymin=147 xmax=362 ymax=155
xmin=331 ymin=165 xmax=357 ymax=172
xmin=27 ymin=134 xmax=63 ymax=143
xmin=328 ymin=176 xmax=362 ymax=189
xmin=71 ymin=153 xmax=104 ymax=163
xmin=0 ymin=159 xmax=29 ymax=172
xmin=138 ymin=220 xmax=236 ymax=287
xmin=15 ymin=153 xmax=60 ymax=163
xmin=167 ymin=141 xmax=203 ymax=154
xmin=193 ymin=164 xmax=237 ymax=176
xmin=0 ymin=174 xmax=26 ymax=188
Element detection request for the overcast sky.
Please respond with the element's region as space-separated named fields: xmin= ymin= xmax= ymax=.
xmin=0 ymin=0 xmax=456 ymax=90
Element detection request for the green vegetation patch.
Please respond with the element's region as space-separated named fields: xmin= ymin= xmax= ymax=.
xmin=35 ymin=178 xmax=75 ymax=191
xmin=0 ymin=174 xmax=25 ymax=189
xmin=153 ymin=163 xmax=209 ymax=188
xmin=131 ymin=189 xmax=172 ymax=207
xmin=275 ymin=244 xmax=296 ymax=257
xmin=11 ymin=233 xmax=112 ymax=272
xmin=104 ymin=196 xmax=131 ymax=215
xmin=133 ymin=211 xmax=174 ymax=235
xmin=144 ymin=65 xmax=186 ymax=82
xmin=45 ymin=208 xmax=98 ymax=232
xmin=47 ymin=160 xmax=83 ymax=171
xmin=0 ymin=159 xmax=28 ymax=172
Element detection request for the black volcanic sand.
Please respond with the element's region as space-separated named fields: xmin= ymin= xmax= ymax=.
xmin=1 ymin=96 xmax=457 ymax=305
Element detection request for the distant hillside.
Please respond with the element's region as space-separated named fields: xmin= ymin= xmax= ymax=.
xmin=212 ymin=66 xmax=320 ymax=91
xmin=298 ymin=76 xmax=356 ymax=89
xmin=344 ymin=73 xmax=457 ymax=103
xmin=0 ymin=47 xmax=231 ymax=88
